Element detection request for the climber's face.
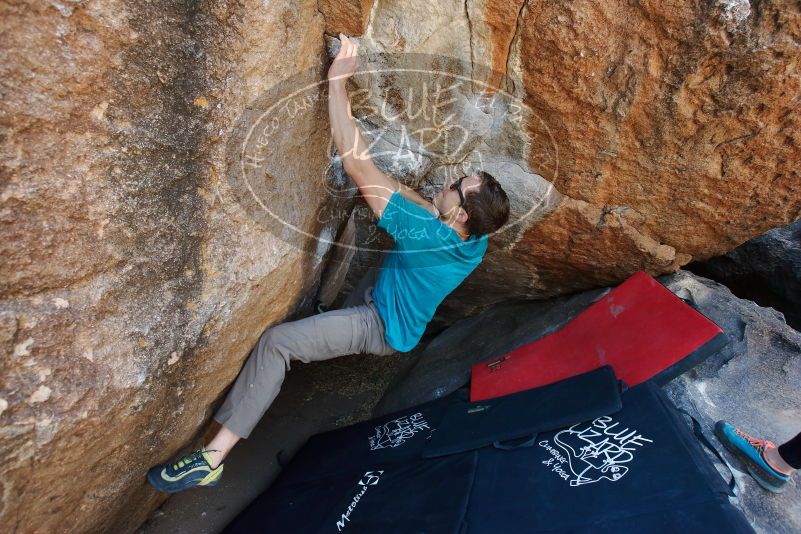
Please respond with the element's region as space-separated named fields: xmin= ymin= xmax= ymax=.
xmin=434 ymin=174 xmax=483 ymax=220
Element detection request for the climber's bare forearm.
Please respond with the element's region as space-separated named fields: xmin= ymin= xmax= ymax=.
xmin=328 ymin=80 xmax=398 ymax=217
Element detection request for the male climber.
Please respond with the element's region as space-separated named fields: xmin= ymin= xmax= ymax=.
xmin=147 ymin=34 xmax=510 ymax=492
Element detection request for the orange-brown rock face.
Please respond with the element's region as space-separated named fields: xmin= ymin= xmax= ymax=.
xmin=516 ymin=0 xmax=800 ymax=252
xmin=318 ymin=0 xmax=375 ymax=36
xmin=1 ymin=1 xmax=339 ymax=532
xmin=429 ymin=0 xmax=801 ymax=320
xmin=2 ymin=0 xmax=800 ymax=532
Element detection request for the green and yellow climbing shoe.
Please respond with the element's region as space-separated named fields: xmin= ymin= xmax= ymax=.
xmin=147 ymin=448 xmax=223 ymax=493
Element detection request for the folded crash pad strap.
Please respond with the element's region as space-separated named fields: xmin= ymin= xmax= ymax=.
xmin=493 ymin=435 xmax=537 ymax=450
xmin=677 ymin=408 xmax=737 ymax=495
xmin=423 ymin=366 xmax=622 ymax=458
xmin=471 ymin=271 xmax=727 ymax=401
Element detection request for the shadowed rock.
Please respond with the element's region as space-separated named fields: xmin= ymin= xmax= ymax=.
xmin=688 ymin=218 xmax=801 ymax=331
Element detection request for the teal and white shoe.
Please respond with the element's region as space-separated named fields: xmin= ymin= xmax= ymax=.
xmin=147 ymin=448 xmax=223 ymax=493
xmin=714 ymin=420 xmax=791 ymax=493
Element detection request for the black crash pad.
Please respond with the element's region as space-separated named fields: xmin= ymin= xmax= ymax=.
xmin=423 ymin=366 xmax=622 ymax=458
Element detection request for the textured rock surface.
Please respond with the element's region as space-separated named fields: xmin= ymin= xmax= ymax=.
xmin=2 ymin=1 xmax=800 ymax=533
xmin=1 ymin=1 xmax=337 ymax=532
xmin=334 ymin=0 xmax=801 ymax=325
xmin=377 ymin=271 xmax=801 ymax=533
xmin=318 ymin=0 xmax=374 ymax=37
xmin=689 ymin=218 xmax=801 ymax=330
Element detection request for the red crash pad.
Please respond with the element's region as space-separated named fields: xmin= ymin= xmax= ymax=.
xmin=470 ymin=272 xmax=725 ymax=402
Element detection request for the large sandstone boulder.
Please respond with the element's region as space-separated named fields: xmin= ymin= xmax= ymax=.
xmin=376 ymin=271 xmax=801 ymax=533
xmin=1 ymin=1 xmax=341 ymax=532
xmin=329 ymin=0 xmax=801 ymax=325
xmin=2 ymin=1 xmax=800 ymax=532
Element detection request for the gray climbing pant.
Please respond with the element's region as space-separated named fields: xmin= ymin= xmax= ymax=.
xmin=213 ymin=285 xmax=397 ymax=439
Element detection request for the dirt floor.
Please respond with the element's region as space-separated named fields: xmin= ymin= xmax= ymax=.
xmin=137 ymin=348 xmax=418 ymax=534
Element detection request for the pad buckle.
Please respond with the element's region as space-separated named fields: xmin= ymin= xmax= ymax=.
xmin=486 ymin=355 xmax=509 ymax=372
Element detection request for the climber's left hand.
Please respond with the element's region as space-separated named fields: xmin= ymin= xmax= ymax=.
xmin=327 ymin=33 xmax=359 ymax=82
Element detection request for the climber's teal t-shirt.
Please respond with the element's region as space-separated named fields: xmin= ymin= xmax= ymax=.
xmin=372 ymin=190 xmax=488 ymax=352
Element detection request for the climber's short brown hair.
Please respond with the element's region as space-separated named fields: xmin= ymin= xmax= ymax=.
xmin=464 ymin=171 xmax=510 ymax=236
